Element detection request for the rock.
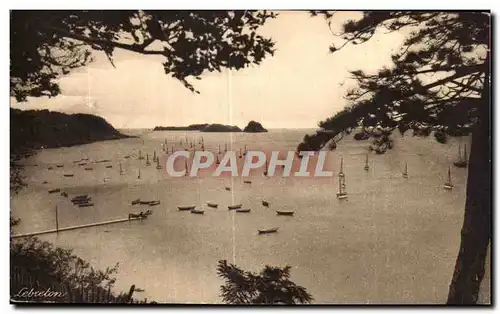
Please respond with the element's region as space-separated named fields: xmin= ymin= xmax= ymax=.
xmin=243 ymin=121 xmax=268 ymax=133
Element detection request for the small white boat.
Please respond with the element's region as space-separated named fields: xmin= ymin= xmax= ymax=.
xmin=228 ymin=204 xmax=243 ymax=210
xmin=236 ymin=208 xmax=251 ymax=213
xmin=191 ymin=209 xmax=204 ymax=215
xmin=207 ymin=202 xmax=218 ymax=208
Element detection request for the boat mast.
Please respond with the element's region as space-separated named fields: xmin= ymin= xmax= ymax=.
xmin=339 ymin=157 xmax=344 ymax=177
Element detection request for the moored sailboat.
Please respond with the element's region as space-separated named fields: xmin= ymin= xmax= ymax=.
xmin=336 ymin=175 xmax=347 ymax=199
xmin=444 ymin=166 xmax=454 ymax=190
xmin=339 ymin=157 xmax=345 ymax=177
xmin=453 ymin=141 xmax=468 ymax=168
xmin=364 ymin=154 xmax=370 ymax=171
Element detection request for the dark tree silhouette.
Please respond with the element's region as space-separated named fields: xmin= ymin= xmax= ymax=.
xmin=11 ymin=10 xmax=277 ymax=101
xmin=217 ymin=260 xmax=313 ymax=304
xmin=300 ymin=11 xmax=490 ymax=304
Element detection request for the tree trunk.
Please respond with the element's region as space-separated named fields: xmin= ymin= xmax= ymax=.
xmin=447 ymin=54 xmax=491 ymax=304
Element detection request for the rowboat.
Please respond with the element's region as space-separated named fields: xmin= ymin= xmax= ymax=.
xmin=48 ymin=189 xmax=61 ymax=194
xmin=78 ymin=203 xmax=94 ymax=208
xmin=262 ymin=201 xmax=269 ymax=207
xmin=129 ymin=209 xmax=152 ymax=219
xmin=243 ymin=180 xmax=252 ymax=184
xmin=105 ymin=165 xmax=113 ymax=169
xmin=72 ymin=198 xmax=92 ymax=204
xmin=178 ymin=206 xmax=196 ymax=211
xmin=207 ymin=202 xmax=218 ymax=208
xmin=236 ymin=209 xmax=251 ymax=213
xmin=131 ymin=199 xmax=141 ymax=205
xmin=72 ymin=194 xmax=89 ymax=199
xmin=84 ymin=167 xmax=93 ymax=171
xmin=139 ymin=200 xmax=155 ymax=205
xmin=63 ymin=174 xmax=74 ymax=177
xmin=56 ymin=165 xmax=64 ymax=168
xmin=276 ymin=211 xmax=294 ymax=216
xmin=149 ymin=201 xmax=161 ymax=206
xmin=258 ymin=228 xmax=278 ymax=234
xmin=71 ymin=196 xmax=91 ymax=203
xmin=78 ymin=162 xmax=87 ymax=166
xmin=190 ymin=209 xmax=204 ymax=214
xmin=96 ymin=159 xmax=112 ymax=163
xmin=228 ymin=204 xmax=242 ymax=210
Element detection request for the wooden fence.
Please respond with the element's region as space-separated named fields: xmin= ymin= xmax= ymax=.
xmin=10 ymin=267 xmax=150 ymax=304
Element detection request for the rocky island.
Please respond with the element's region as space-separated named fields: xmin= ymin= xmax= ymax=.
xmin=153 ymin=124 xmax=209 ymax=131
xmin=200 ymin=124 xmax=242 ymax=132
xmin=154 ymin=123 xmax=242 ymax=132
xmin=243 ymin=121 xmax=268 ymax=133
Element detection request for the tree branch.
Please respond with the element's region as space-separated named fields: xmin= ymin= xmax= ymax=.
xmin=45 ymin=26 xmax=165 ymax=56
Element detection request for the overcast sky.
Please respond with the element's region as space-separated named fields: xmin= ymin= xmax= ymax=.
xmin=11 ymin=11 xmax=407 ymax=129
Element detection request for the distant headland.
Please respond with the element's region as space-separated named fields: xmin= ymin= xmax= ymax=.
xmin=154 ymin=121 xmax=268 ymax=133
xmin=10 ymin=108 xmax=129 ymax=153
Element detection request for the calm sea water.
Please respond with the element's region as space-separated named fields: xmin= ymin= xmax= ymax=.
xmin=11 ymin=129 xmax=471 ymax=303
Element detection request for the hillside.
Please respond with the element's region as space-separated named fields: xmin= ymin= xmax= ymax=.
xmin=10 ymin=108 xmax=129 ymax=153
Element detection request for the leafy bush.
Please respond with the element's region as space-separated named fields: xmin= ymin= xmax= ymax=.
xmin=217 ymin=260 xmax=313 ymax=304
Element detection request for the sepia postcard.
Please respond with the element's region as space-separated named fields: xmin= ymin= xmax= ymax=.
xmin=9 ymin=10 xmax=491 ymax=305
